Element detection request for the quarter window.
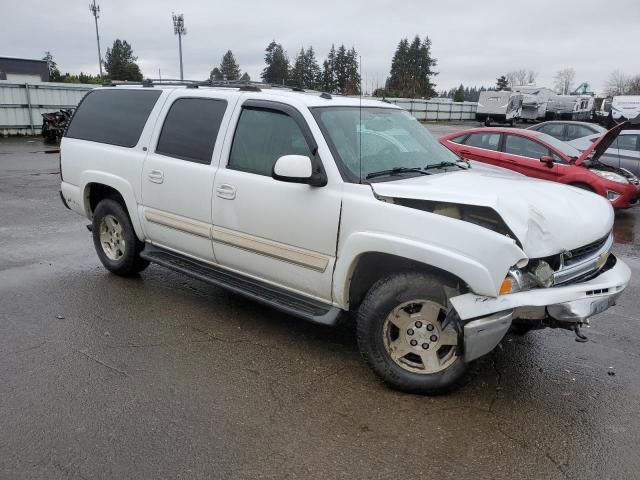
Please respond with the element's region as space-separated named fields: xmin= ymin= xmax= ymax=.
xmin=504 ymin=135 xmax=549 ymax=159
xmin=228 ymin=108 xmax=312 ymax=176
xmin=65 ymin=89 xmax=161 ymax=147
xmin=464 ymin=133 xmax=501 ymax=151
xmin=156 ymin=98 xmax=227 ymax=164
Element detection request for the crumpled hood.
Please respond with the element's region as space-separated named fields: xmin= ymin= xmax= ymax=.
xmin=370 ymin=164 xmax=614 ymax=258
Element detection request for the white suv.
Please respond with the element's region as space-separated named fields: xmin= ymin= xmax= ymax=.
xmin=60 ymin=82 xmax=631 ymax=394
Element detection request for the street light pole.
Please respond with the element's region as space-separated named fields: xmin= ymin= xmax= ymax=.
xmin=172 ymin=13 xmax=187 ymax=81
xmin=89 ymin=0 xmax=103 ymax=77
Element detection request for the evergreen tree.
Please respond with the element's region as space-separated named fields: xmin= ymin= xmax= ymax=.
xmin=220 ymin=50 xmax=241 ymax=80
xmin=261 ymin=41 xmax=289 ymax=85
xmin=322 ymin=45 xmax=360 ymax=95
xmin=42 ymin=51 xmax=61 ymax=82
xmin=382 ymin=35 xmax=436 ymax=98
xmin=210 ymin=67 xmax=223 ymax=81
xmin=290 ymin=46 xmax=321 ymax=89
xmin=104 ymin=39 xmax=143 ymax=81
xmin=453 ymin=84 xmax=465 ymax=102
xmin=240 ymin=72 xmax=251 ymax=81
xmin=321 ymin=45 xmax=338 ymax=93
xmin=496 ymin=75 xmax=509 ymax=90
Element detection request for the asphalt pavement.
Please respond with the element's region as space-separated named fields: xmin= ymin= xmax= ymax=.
xmin=1 ymin=133 xmax=640 ymax=479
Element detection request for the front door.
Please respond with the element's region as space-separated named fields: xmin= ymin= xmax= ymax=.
xmin=211 ymin=100 xmax=341 ymax=301
xmin=500 ymin=134 xmax=558 ymax=181
xmin=141 ymin=92 xmax=237 ymax=261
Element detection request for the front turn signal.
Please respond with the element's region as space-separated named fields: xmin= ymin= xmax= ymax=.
xmin=499 ymin=278 xmax=514 ymax=295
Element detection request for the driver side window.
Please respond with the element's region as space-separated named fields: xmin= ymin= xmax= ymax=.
xmin=504 ymin=135 xmax=549 ymax=159
xmin=228 ymin=108 xmax=312 ymax=176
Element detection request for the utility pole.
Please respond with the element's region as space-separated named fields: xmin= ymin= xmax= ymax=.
xmin=172 ymin=13 xmax=186 ymax=81
xmin=89 ymin=0 xmax=103 ymax=77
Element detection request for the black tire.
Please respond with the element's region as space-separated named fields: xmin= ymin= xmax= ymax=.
xmin=356 ymin=272 xmax=468 ymax=394
xmin=570 ymin=182 xmax=595 ymax=192
xmin=92 ymin=198 xmax=149 ymax=276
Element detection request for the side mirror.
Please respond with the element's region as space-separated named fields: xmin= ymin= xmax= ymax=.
xmin=540 ymin=155 xmax=554 ymax=168
xmin=272 ymin=155 xmax=321 ymax=185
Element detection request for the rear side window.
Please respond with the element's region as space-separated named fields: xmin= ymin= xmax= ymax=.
xmin=464 ymin=132 xmax=501 ymax=151
xmin=538 ymin=123 xmax=565 ymax=139
xmin=65 ymin=89 xmax=161 ymax=147
xmin=228 ymin=108 xmax=312 ymax=176
xmin=615 ymin=134 xmax=639 ymax=152
xmin=156 ymin=98 xmax=227 ymax=164
xmin=566 ymin=124 xmax=595 ymax=140
xmin=449 ymin=134 xmax=467 ymax=144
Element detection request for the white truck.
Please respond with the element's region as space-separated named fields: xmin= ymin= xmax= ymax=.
xmin=60 ymin=81 xmax=631 ymax=394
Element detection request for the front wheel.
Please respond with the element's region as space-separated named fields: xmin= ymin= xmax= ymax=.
xmin=356 ymin=272 xmax=467 ymax=394
xmin=92 ymin=199 xmax=149 ymax=276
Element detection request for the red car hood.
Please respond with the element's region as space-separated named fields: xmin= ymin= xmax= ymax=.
xmin=575 ymin=116 xmax=640 ymax=165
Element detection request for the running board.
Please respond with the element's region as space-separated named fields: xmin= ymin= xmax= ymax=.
xmin=140 ymin=245 xmax=341 ymax=326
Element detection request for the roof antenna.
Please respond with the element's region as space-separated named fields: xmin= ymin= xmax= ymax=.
xmin=359 ymin=55 xmax=363 ymax=184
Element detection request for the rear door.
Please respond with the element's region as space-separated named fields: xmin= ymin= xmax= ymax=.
xmin=500 ymin=134 xmax=558 ymax=180
xmin=613 ymin=133 xmax=640 ymax=176
xmin=457 ymin=132 xmax=503 ymax=167
xmin=140 ymin=91 xmax=238 ymax=261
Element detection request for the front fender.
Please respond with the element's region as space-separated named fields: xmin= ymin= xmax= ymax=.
xmin=332 ymin=231 xmax=525 ymax=308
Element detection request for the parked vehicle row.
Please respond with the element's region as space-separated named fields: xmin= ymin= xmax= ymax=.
xmin=60 ymin=82 xmax=631 ymax=394
xmin=439 ymin=122 xmax=640 ymax=209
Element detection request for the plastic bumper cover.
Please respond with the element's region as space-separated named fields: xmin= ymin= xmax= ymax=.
xmin=451 ymin=255 xmax=630 ymax=321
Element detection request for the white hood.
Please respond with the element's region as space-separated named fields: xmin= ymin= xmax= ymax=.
xmin=370 ymin=164 xmax=614 ymax=258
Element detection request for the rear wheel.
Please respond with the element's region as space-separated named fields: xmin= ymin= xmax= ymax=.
xmin=92 ymin=199 xmax=149 ymax=276
xmin=356 ymin=272 xmax=467 ymax=394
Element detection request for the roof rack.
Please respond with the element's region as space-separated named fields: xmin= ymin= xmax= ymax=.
xmin=102 ymin=78 xmax=335 ymax=99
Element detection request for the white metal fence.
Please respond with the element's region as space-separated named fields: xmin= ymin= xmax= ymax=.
xmin=0 ymin=82 xmax=480 ymax=136
xmin=380 ymin=97 xmax=478 ymax=121
xmin=0 ymin=81 xmax=94 ymax=136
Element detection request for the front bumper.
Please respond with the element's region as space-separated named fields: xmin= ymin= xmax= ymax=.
xmin=451 ymin=255 xmax=630 ymax=321
xmin=610 ymin=187 xmax=640 ymax=209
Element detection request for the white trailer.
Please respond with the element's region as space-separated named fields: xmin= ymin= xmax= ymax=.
xmin=475 ymin=90 xmax=522 ymax=126
xmin=513 ymin=86 xmax=556 ymax=122
xmin=546 ymin=94 xmax=593 ymax=121
xmin=611 ymin=96 xmax=640 ymax=121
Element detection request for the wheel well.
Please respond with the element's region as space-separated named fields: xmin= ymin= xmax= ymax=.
xmin=86 ymin=183 xmax=127 ymax=216
xmin=347 ymin=252 xmax=467 ymax=311
xmin=569 ymin=182 xmax=595 ymax=192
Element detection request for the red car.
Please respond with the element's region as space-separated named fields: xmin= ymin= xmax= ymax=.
xmin=439 ymin=124 xmax=640 ymax=209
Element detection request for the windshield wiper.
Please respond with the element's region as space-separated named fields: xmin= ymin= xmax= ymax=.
xmin=365 ymin=167 xmax=431 ymax=180
xmin=423 ymin=161 xmax=466 ymax=170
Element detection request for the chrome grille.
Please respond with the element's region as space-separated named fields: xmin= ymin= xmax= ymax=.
xmin=553 ymin=233 xmax=613 ymax=286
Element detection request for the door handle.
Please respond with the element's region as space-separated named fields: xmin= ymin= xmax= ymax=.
xmin=148 ymin=169 xmax=164 ymax=184
xmin=459 ymin=150 xmax=471 ymax=155
xmin=215 ymin=183 xmax=236 ymax=200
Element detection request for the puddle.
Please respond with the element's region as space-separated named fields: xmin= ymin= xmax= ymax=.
xmin=613 ymin=211 xmax=635 ymax=245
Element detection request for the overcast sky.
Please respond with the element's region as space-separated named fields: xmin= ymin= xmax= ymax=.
xmin=2 ymin=0 xmax=638 ymax=94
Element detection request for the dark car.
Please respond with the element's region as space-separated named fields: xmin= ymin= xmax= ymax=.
xmin=526 ymin=121 xmax=606 ymax=142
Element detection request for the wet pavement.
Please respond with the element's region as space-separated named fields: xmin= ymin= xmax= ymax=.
xmin=1 ymin=135 xmax=640 ymax=479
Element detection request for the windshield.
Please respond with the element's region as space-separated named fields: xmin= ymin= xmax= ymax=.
xmin=535 ymin=131 xmax=582 ymax=158
xmin=311 ymin=107 xmax=460 ymax=182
